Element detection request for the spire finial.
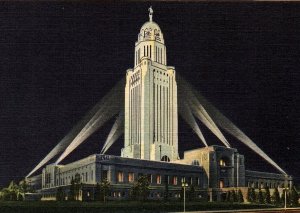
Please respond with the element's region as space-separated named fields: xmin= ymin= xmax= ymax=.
xmin=148 ymin=6 xmax=153 ymax=22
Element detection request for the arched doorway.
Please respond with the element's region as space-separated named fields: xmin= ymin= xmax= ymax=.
xmin=161 ymin=155 xmax=170 ymax=162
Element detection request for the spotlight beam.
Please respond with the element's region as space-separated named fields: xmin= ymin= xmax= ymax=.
xmin=101 ymin=110 xmax=124 ymax=154
xmin=177 ymin=74 xmax=287 ymax=175
xmin=179 ymin=77 xmax=230 ymax=148
xmin=26 ymin=79 xmax=124 ymax=177
xmin=179 ymin=99 xmax=208 ymax=147
xmin=191 ymin=102 xmax=231 ymax=148
xmin=55 ymin=80 xmax=124 ymax=164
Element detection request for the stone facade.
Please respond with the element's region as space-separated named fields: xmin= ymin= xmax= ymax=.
xmin=29 ymin=154 xmax=206 ymax=201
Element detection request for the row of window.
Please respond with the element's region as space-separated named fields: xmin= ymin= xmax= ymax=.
xmin=109 ymin=191 xmax=203 ymax=199
xmin=153 ymin=69 xmax=169 ymax=77
xmin=129 ymin=84 xmax=141 ymax=146
xmin=55 ymin=170 xmax=94 ymax=186
xmin=130 ymin=71 xmax=140 ymax=86
xmin=247 ymin=181 xmax=286 ymax=189
xmin=110 ymin=191 xmax=180 ymax=198
xmin=134 ymin=45 xmax=165 ymax=66
xmin=153 ymin=83 xmax=172 ymax=145
xmin=116 ymin=171 xmax=201 ymax=186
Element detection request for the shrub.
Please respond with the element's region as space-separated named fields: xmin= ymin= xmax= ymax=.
xmin=257 ymin=188 xmax=264 ymax=204
xmin=238 ymin=189 xmax=244 ymax=203
xmin=265 ymin=186 xmax=271 ymax=204
xmin=272 ymin=187 xmax=280 ymax=205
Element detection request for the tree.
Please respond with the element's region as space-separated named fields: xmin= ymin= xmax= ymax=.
xmin=164 ymin=176 xmax=169 ymax=202
xmin=180 ymin=187 xmax=184 ymax=201
xmin=0 ymin=180 xmax=34 ymax=201
xmin=100 ymin=178 xmax=111 ymax=203
xmin=129 ymin=175 xmax=149 ymax=201
xmin=17 ymin=193 xmax=23 ymax=201
xmin=232 ymin=190 xmax=237 ymax=202
xmin=19 ymin=179 xmax=33 ymax=194
xmin=188 ymin=184 xmax=196 ymax=201
xmin=272 ymin=187 xmax=280 ymax=205
xmin=290 ymin=187 xmax=299 ymax=207
xmin=226 ymin=191 xmax=231 ymax=202
xmin=238 ymin=189 xmax=244 ymax=203
xmin=130 ymin=182 xmax=140 ymax=200
xmin=258 ymin=188 xmax=264 ymax=204
xmin=247 ymin=188 xmax=253 ymax=202
xmin=74 ymin=173 xmax=81 ymax=201
xmin=252 ymin=188 xmax=256 ymax=203
xmin=265 ymin=186 xmax=271 ymax=204
xmin=56 ymin=187 xmax=65 ymax=201
xmin=94 ymin=182 xmax=101 ymax=201
xmin=4 ymin=181 xmax=18 ymax=201
xmin=138 ymin=175 xmax=150 ymax=201
xmin=68 ymin=178 xmax=75 ymax=201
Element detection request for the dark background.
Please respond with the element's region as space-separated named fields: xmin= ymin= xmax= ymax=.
xmin=0 ymin=2 xmax=299 ymax=188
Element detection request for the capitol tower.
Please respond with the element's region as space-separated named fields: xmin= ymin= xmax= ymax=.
xmin=122 ymin=8 xmax=179 ymax=161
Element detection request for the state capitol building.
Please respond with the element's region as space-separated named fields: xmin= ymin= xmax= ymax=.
xmin=26 ymin=9 xmax=292 ymax=202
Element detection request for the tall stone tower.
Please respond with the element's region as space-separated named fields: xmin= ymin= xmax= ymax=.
xmin=121 ymin=8 xmax=178 ymax=161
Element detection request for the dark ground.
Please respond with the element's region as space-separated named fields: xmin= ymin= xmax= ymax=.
xmin=0 ymin=201 xmax=280 ymax=213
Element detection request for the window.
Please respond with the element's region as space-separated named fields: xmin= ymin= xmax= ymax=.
xmin=172 ymin=176 xmax=178 ymax=185
xmin=219 ymin=180 xmax=224 ymax=188
xmin=192 ymin=160 xmax=200 ymax=166
xmin=181 ymin=177 xmax=186 ymax=184
xmin=128 ymin=172 xmax=134 ymax=183
xmin=156 ymin=175 xmax=161 ymax=184
xmin=196 ymin=177 xmax=200 ymax=186
xmin=220 ymin=159 xmax=226 ymax=166
xmin=187 ymin=177 xmax=192 ymax=185
xmin=117 ymin=171 xmax=124 ymax=183
xmin=147 ymin=174 xmax=152 ymax=183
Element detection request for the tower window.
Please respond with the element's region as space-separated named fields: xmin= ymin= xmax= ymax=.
xmin=192 ymin=160 xmax=200 ymax=166
xmin=147 ymin=45 xmax=149 ymax=56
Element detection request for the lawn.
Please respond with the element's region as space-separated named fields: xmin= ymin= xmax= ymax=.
xmin=0 ymin=201 xmax=276 ymax=213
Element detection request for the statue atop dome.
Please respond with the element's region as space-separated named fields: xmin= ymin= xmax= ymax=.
xmin=148 ymin=6 xmax=153 ymax=22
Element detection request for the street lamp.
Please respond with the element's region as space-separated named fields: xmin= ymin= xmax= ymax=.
xmin=284 ymin=187 xmax=289 ymax=210
xmin=182 ymin=180 xmax=189 ymax=213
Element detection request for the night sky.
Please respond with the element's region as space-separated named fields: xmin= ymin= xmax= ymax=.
xmin=0 ymin=2 xmax=299 ymax=188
